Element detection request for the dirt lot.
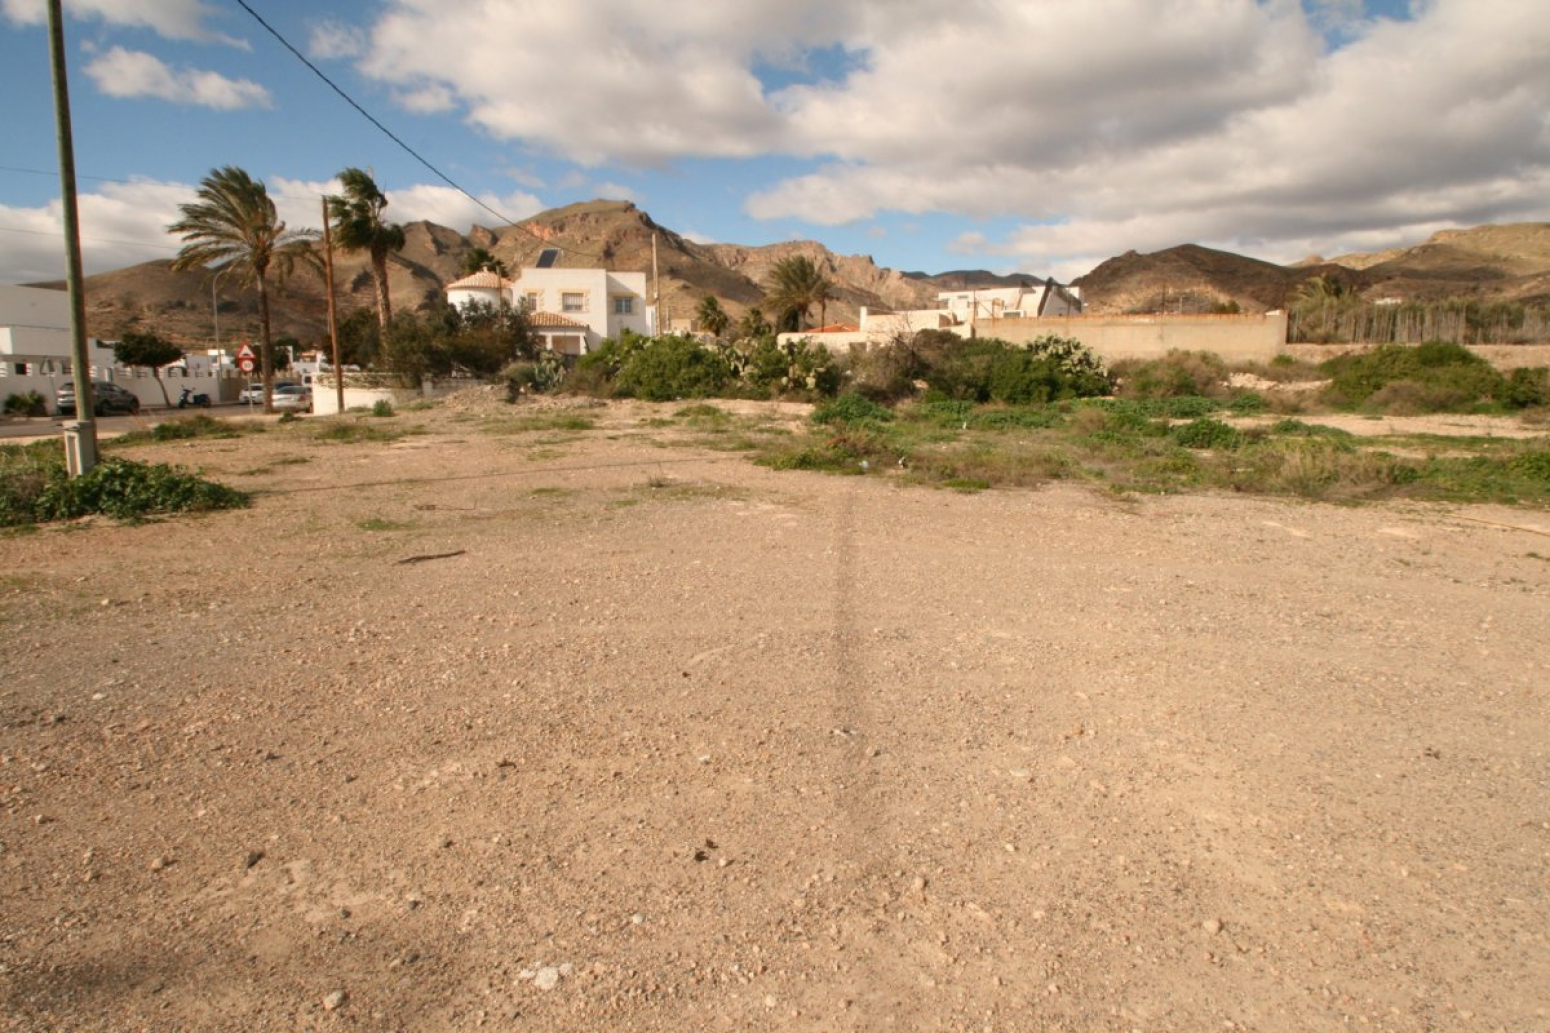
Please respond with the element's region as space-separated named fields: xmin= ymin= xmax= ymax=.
xmin=3 ymin=396 xmax=1548 ymax=1032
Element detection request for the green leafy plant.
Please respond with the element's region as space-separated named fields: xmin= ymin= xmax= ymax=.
xmin=3 ymin=391 xmax=48 ymax=417
xmin=18 ymin=457 xmax=248 ymax=524
xmin=1319 ymin=341 xmax=1506 ymax=410
xmin=371 ymin=399 xmax=396 ymax=417
xmin=1170 ymin=418 xmax=1241 ymax=450
xmin=812 ymin=393 xmax=893 ymax=427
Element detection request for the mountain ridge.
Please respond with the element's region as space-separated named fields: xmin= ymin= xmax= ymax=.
xmin=25 ymin=202 xmax=1550 ymax=345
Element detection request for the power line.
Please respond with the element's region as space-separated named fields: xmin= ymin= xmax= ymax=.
xmin=229 ymin=0 xmax=597 ymax=260
xmin=0 ymin=164 xmax=142 ymax=186
xmin=0 ymin=223 xmax=180 ymax=251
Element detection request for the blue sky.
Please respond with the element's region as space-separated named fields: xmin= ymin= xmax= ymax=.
xmin=1 ymin=0 xmax=1545 ymax=287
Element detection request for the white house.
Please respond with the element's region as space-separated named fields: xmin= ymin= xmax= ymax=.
xmin=936 ymin=279 xmax=1083 ymax=321
xmin=445 ymin=262 xmax=654 ymax=355
xmin=776 ymin=279 xmax=1085 ymax=352
xmin=1 ymin=284 xmax=237 ymax=412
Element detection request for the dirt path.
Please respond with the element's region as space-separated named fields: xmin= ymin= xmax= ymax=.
xmin=2 ymin=399 xmax=1547 ymax=1031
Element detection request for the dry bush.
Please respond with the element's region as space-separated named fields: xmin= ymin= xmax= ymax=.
xmin=1112 ymin=351 xmax=1229 ymax=399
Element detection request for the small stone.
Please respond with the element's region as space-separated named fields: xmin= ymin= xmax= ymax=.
xmin=533 ymin=966 xmax=561 ymax=991
xmin=912 ymin=875 xmax=928 ymax=892
xmin=1203 ymin=917 xmax=1223 ymax=935
xmin=437 ymin=835 xmax=453 ymax=849
xmin=322 ymin=989 xmax=347 ymax=1011
xmin=150 ymin=856 xmax=170 ymax=871
xmin=630 ymin=913 xmax=645 ymax=925
xmin=243 ymin=850 xmax=265 ymax=869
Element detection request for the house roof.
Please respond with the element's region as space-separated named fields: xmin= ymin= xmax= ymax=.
xmin=528 ymin=311 xmax=588 ymax=329
xmin=808 ymin=323 xmax=860 ymax=334
xmin=446 ymin=270 xmax=513 ymax=290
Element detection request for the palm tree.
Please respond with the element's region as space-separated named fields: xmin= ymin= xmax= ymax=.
xmin=169 ymin=166 xmax=317 ymax=412
xmin=461 ymin=247 xmax=508 ymax=278
xmin=695 ymin=295 xmax=730 ymax=338
xmin=327 ymin=167 xmax=406 ymax=329
xmin=765 ymin=255 xmax=834 ymax=332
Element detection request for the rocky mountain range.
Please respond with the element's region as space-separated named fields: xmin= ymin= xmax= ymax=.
xmin=28 ymin=200 xmax=1550 ymax=348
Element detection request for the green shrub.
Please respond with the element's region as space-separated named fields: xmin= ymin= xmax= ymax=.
xmin=371 ymin=399 xmax=396 ymax=417
xmin=740 ymin=338 xmax=841 ymax=397
xmin=1504 ymin=367 xmax=1550 ymax=409
xmin=923 ymin=335 xmax=1110 ymax=404
xmin=613 ymin=336 xmax=732 ymax=401
xmin=1 ymin=452 xmax=247 ymax=526
xmin=1170 ymin=418 xmax=1241 ymax=450
xmin=149 ymin=415 xmax=236 ymax=441
xmin=1508 ymin=450 xmax=1550 ymax=481
xmin=1366 ymin=380 xmax=1475 ymax=415
xmin=812 ymin=392 xmax=893 ymax=427
xmin=1113 ymin=351 xmax=1228 ymax=398
xmin=4 ymin=391 xmax=47 ymax=417
xmin=1320 ymin=342 xmax=1506 ymax=409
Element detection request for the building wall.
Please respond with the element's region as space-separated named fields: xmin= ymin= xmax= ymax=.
xmin=453 ymin=269 xmax=651 ymax=350
xmin=991 ymin=312 xmax=1287 ymax=362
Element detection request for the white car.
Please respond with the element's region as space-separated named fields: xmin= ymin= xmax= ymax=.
xmin=239 ymin=383 xmax=265 ymax=405
xmin=270 ymin=383 xmax=313 ymax=413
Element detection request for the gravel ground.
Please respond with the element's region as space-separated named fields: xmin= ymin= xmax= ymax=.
xmin=2 ymin=396 xmax=1548 ymax=1032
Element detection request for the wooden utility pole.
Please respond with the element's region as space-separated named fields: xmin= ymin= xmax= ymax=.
xmin=321 ymin=196 xmax=344 ymax=414
xmin=47 ymin=0 xmax=96 ymax=475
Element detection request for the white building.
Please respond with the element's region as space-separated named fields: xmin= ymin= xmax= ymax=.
xmin=1 ymin=284 xmax=234 ymax=412
xmin=777 ymin=279 xmax=1084 ymax=352
xmin=445 ymin=262 xmax=654 ymax=356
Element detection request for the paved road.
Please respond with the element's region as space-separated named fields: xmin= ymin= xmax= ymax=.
xmin=0 ymin=404 xmax=256 ymax=442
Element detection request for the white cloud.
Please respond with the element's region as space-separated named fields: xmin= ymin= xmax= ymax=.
xmin=746 ymin=0 xmax=1550 ymax=274
xmin=353 ymin=0 xmax=855 ymax=165
xmin=85 ymin=47 xmax=271 ymax=109
xmin=0 ymin=179 xmax=190 ymax=284
xmin=265 ymin=178 xmax=543 ymax=235
xmin=0 ymin=175 xmax=548 ymax=285
xmin=3 ymin=0 xmax=244 ymax=45
xmin=592 ymin=182 xmax=638 ymax=203
xmin=307 ymin=18 xmax=366 ymax=60
xmin=680 ymin=229 xmax=715 ymax=245
xmin=380 ymin=185 xmax=545 ymax=233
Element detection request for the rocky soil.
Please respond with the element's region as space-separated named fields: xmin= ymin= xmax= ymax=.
xmin=2 ymin=397 xmax=1547 ymax=1031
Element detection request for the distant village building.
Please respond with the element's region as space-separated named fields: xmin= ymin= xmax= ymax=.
xmin=778 ymin=278 xmax=1084 ymax=351
xmin=445 ymin=254 xmax=654 ymax=355
xmin=0 ymin=284 xmax=232 ymax=411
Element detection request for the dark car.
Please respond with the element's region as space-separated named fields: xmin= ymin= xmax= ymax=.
xmin=56 ymin=380 xmax=141 ymax=417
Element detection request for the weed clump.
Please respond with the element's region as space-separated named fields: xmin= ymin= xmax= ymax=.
xmin=1 ymin=444 xmax=247 ymax=526
xmin=1319 ymin=341 xmax=1507 ymax=411
xmin=1112 ymin=351 xmax=1228 ymax=399
xmin=1171 ymin=418 xmax=1241 ymax=450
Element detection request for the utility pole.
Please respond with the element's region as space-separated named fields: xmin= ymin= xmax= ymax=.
xmin=321 ymin=195 xmax=344 ymax=415
xmin=47 ymin=0 xmax=96 ymax=475
xmin=651 ymin=233 xmax=660 ymax=335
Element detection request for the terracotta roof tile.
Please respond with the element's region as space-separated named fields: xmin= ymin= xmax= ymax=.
xmin=528 ymin=311 xmax=588 ymax=329
xmin=446 ymin=270 xmax=512 ymax=290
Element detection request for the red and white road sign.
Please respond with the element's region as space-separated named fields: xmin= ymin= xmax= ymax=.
xmin=238 ymin=357 xmax=256 ymax=373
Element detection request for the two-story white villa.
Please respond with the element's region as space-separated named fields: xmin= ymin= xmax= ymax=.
xmin=445 ymin=259 xmax=654 ymax=356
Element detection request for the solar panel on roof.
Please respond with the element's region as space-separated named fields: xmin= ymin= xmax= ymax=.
xmin=535 ymin=248 xmax=561 ymax=268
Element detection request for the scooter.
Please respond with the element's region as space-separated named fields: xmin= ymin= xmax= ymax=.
xmin=176 ymin=387 xmax=212 ymax=409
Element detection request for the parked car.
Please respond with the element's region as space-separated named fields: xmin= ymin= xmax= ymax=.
xmin=55 ymin=380 xmax=140 ymax=417
xmin=270 ymin=383 xmax=313 ymax=413
xmin=239 ymin=383 xmax=265 ymax=405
